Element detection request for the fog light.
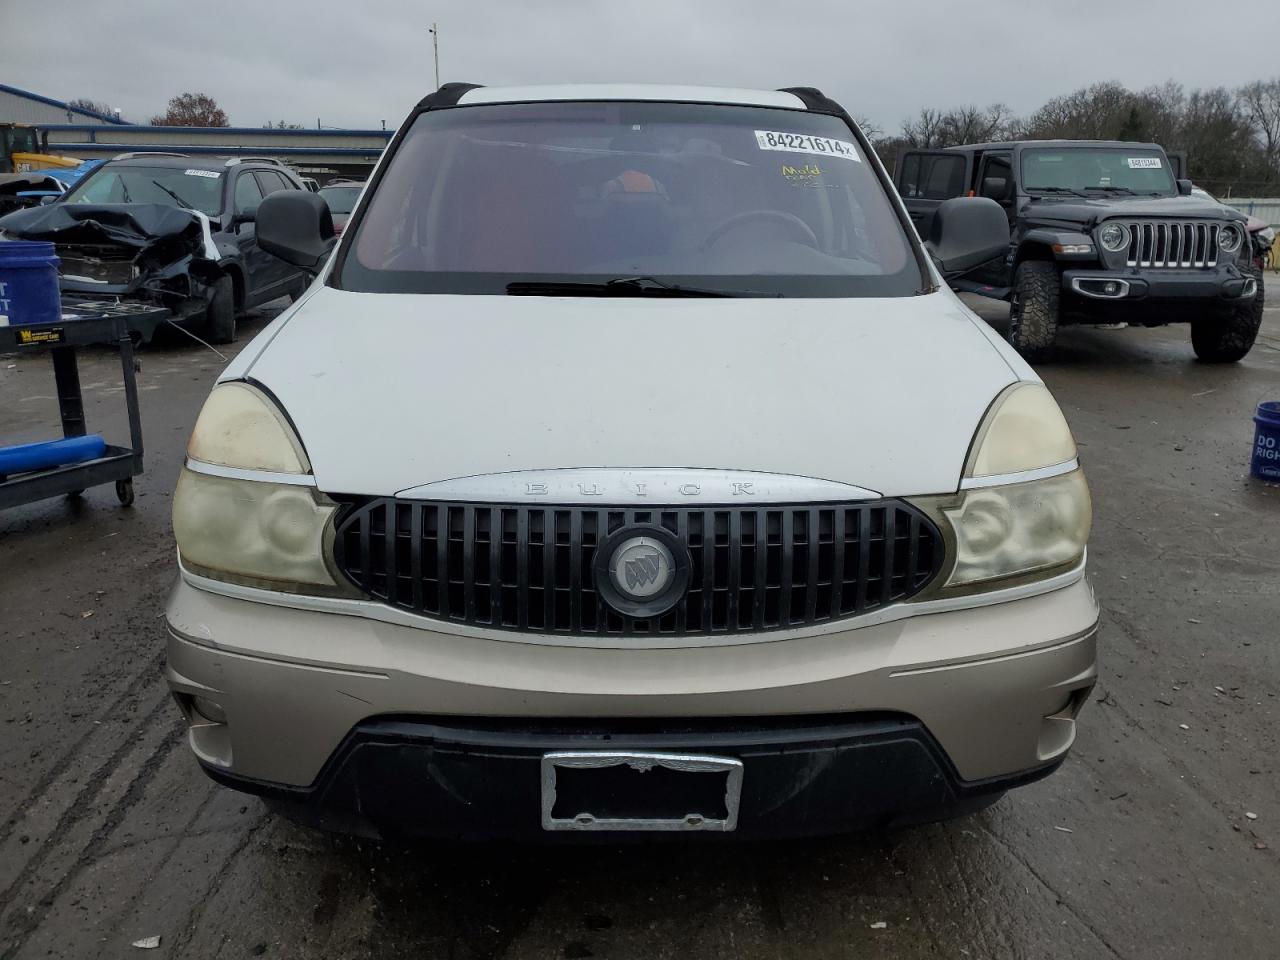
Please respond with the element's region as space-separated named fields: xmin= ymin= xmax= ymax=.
xmin=192 ymin=696 xmax=227 ymax=724
xmin=1070 ymin=277 xmax=1130 ymax=299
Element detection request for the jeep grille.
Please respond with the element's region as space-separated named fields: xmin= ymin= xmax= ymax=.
xmin=1122 ymin=220 xmax=1221 ymax=268
xmin=333 ymin=500 xmax=944 ymax=637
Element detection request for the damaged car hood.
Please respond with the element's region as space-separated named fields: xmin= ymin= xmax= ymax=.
xmin=0 ymin=202 xmax=218 ymax=258
xmin=233 ymin=286 xmax=1023 ymax=498
xmin=0 ymin=203 xmax=218 ymax=295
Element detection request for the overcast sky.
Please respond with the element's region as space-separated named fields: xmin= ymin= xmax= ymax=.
xmin=4 ymin=0 xmax=1277 ymax=133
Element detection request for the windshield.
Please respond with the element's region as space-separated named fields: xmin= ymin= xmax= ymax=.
xmin=4 ymin=127 xmax=40 ymax=155
xmin=339 ymin=101 xmax=919 ymax=297
xmin=63 ymin=165 xmax=224 ymax=216
xmin=1021 ymin=147 xmax=1175 ymax=196
xmin=319 ymin=185 xmax=361 ymax=215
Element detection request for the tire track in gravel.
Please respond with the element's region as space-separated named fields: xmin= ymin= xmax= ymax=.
xmin=975 ymin=821 xmax=1129 ymax=960
xmin=164 ymin=808 xmax=273 ymax=959
xmin=0 ymin=686 xmax=179 ymax=947
xmin=0 ymin=649 xmax=167 ymax=863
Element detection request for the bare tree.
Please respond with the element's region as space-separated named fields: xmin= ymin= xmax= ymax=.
xmin=263 ymin=120 xmax=306 ymax=130
xmin=937 ymin=104 xmax=1013 ymax=146
xmin=1024 ymin=82 xmax=1136 ymax=140
xmin=851 ymin=115 xmax=884 ymax=145
xmin=1238 ymin=78 xmax=1280 ymax=170
xmin=150 ymin=93 xmax=229 ymax=127
xmin=68 ymin=97 xmax=117 ymax=118
xmin=902 ymin=108 xmax=946 ymax=148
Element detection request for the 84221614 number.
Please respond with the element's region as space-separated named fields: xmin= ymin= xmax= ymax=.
xmin=755 ymin=130 xmax=860 ymax=162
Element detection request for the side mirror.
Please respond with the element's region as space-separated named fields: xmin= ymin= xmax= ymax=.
xmin=39 ymin=195 xmax=57 ymax=206
xmin=925 ymin=197 xmax=1009 ymax=277
xmin=1176 ymin=179 xmax=1194 ymax=196
xmin=256 ymin=190 xmax=336 ymax=271
xmin=980 ymin=177 xmax=1009 ymax=202
xmin=232 ymin=205 xmax=258 ymax=226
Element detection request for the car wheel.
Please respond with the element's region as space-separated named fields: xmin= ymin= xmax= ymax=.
xmin=205 ymin=275 xmax=237 ymax=345
xmin=1191 ymin=265 xmax=1264 ymax=363
xmin=1008 ymin=261 xmax=1060 ymax=362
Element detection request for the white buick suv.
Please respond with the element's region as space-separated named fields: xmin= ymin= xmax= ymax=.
xmin=165 ymin=83 xmax=1098 ymax=840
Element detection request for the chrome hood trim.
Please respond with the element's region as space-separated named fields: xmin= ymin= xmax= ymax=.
xmin=396 ymin=468 xmax=880 ymax=504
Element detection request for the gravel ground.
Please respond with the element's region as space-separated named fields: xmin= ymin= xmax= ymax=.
xmin=1 ymin=295 xmax=1277 ymax=959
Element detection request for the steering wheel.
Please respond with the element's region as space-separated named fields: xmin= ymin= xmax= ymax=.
xmin=702 ymin=210 xmax=820 ymax=250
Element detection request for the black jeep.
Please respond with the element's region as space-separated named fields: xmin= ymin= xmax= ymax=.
xmin=894 ymin=141 xmax=1264 ymax=362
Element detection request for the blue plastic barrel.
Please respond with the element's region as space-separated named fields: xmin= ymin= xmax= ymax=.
xmin=0 ymin=435 xmax=106 ymax=476
xmin=1253 ymin=402 xmax=1280 ymax=482
xmin=0 ymin=240 xmax=62 ymax=327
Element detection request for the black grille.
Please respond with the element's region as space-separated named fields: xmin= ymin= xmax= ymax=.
xmin=333 ymin=501 xmax=945 ymax=637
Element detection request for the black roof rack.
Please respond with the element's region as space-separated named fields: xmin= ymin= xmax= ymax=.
xmin=412 ymin=82 xmax=484 ymax=114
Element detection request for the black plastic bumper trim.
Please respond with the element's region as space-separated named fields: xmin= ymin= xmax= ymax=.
xmin=1062 ymin=267 xmax=1250 ymax=301
xmin=199 ymin=714 xmax=1064 ymax=841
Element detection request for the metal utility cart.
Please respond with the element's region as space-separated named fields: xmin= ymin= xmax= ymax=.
xmin=0 ymin=301 xmax=169 ymax=510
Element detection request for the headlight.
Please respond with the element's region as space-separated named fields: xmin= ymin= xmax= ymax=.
xmin=1098 ymin=222 xmax=1129 ymax=253
xmin=964 ymin=382 xmax=1077 ymax=479
xmin=187 ymin=381 xmax=309 ymax=473
xmin=910 ymin=383 xmax=1090 ymax=596
xmin=1218 ymin=223 xmax=1243 ymax=254
xmin=920 ymin=470 xmax=1091 ymax=592
xmin=174 ymin=382 xmax=356 ymax=596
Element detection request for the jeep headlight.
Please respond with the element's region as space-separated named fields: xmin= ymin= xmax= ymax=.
xmin=173 ymin=382 xmax=355 ymax=596
xmin=911 ymin=383 xmax=1090 ymax=596
xmin=1218 ymin=223 xmax=1243 ymax=255
xmin=1098 ymin=222 xmax=1129 ymax=253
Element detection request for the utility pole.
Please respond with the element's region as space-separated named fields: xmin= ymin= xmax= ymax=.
xmin=429 ymin=23 xmax=440 ymax=89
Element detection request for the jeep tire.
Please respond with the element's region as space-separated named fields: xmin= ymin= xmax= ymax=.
xmin=1191 ymin=264 xmax=1264 ymax=363
xmin=1009 ymin=261 xmax=1060 ymax=362
xmin=205 ymin=275 xmax=237 ymax=345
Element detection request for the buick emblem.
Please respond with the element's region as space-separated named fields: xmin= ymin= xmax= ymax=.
xmin=593 ymin=527 xmax=690 ymax=618
xmin=611 ymin=537 xmax=674 ymax=600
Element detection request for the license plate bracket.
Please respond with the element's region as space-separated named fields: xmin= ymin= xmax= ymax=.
xmin=540 ymin=751 xmax=743 ymax=832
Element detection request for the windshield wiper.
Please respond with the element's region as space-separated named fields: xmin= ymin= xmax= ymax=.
xmin=505 ymin=276 xmax=779 ymax=298
xmin=1085 ymin=185 xmax=1138 ymax=195
xmin=150 ymin=179 xmax=195 ymax=211
xmin=1027 ymin=186 xmax=1091 ymax=199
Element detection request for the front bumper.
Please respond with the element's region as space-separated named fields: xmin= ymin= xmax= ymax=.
xmin=1062 ymin=267 xmax=1257 ymax=303
xmin=203 ymin=715 xmax=1063 ymax=841
xmin=165 ymin=575 xmax=1098 ymax=836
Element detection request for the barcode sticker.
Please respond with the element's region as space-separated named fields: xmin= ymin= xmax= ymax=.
xmin=755 ymin=130 xmax=859 ymax=162
xmin=184 ymin=169 xmax=221 ymax=178
xmin=1127 ymin=158 xmax=1162 ymax=169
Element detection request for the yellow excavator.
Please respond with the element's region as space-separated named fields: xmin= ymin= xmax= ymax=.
xmin=1 ymin=123 xmax=81 ymax=175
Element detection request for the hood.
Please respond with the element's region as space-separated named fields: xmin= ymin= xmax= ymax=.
xmin=1020 ymin=194 xmax=1245 ymax=229
xmin=0 ymin=202 xmax=203 ymax=248
xmin=238 ymin=287 xmax=1021 ymax=498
